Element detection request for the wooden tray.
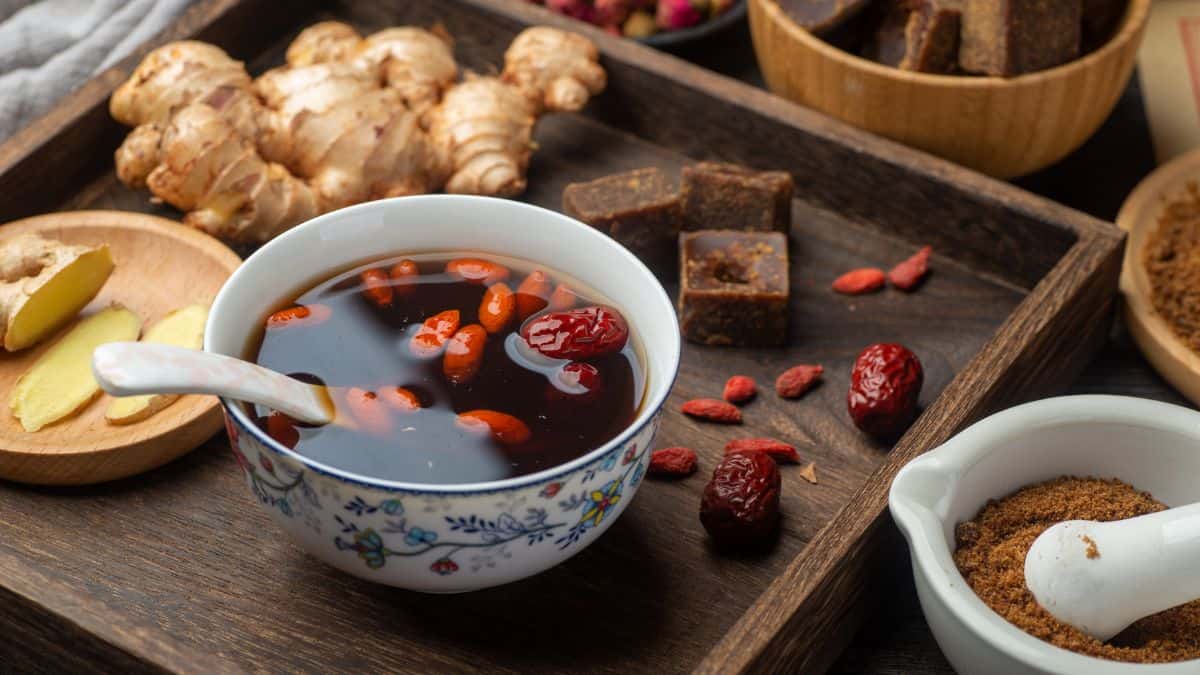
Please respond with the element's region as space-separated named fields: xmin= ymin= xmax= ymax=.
xmin=0 ymin=0 xmax=1123 ymax=672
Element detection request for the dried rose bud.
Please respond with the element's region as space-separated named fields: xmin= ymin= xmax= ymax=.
xmin=594 ymin=0 xmax=633 ymax=25
xmin=546 ymin=0 xmax=595 ymax=21
xmin=657 ymin=0 xmax=704 ymax=29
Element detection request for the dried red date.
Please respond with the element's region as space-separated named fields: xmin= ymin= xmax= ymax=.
xmin=848 ymin=343 xmax=924 ymax=438
xmin=648 ymin=447 xmax=698 ymax=477
xmin=520 ymin=305 xmax=629 ymax=360
xmin=547 ymin=361 xmax=602 ymax=403
xmin=700 ymin=450 xmax=781 ymax=548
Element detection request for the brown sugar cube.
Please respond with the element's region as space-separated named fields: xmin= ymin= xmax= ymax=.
xmin=562 ymin=167 xmax=682 ymax=272
xmin=865 ymin=0 xmax=962 ymax=74
xmin=679 ymin=230 xmax=789 ymax=347
xmin=777 ymin=0 xmax=873 ymax=35
xmin=680 ymin=162 xmax=793 ymax=233
xmin=1082 ymin=0 xmax=1127 ymax=50
xmin=960 ymin=0 xmax=1082 ymax=76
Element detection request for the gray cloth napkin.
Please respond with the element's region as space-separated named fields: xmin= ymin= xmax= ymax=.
xmin=0 ymin=0 xmax=194 ymax=141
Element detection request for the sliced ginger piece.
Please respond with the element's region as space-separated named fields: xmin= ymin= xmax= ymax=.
xmin=106 ymin=304 xmax=208 ymax=425
xmin=0 ymin=234 xmax=115 ymax=351
xmin=10 ymin=305 xmax=141 ymax=432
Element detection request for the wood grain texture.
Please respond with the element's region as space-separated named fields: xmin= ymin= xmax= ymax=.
xmin=749 ymin=0 xmax=1150 ymax=178
xmin=1117 ymin=147 xmax=1200 ymax=408
xmin=0 ymin=212 xmax=240 ymax=485
xmin=0 ymin=0 xmax=1123 ymax=672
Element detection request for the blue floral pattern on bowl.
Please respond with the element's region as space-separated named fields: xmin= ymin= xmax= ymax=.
xmin=223 ymin=409 xmax=661 ymax=593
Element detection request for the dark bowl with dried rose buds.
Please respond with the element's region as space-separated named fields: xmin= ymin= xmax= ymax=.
xmin=206 ymin=195 xmax=681 ymax=593
xmin=529 ymin=0 xmax=747 ymax=48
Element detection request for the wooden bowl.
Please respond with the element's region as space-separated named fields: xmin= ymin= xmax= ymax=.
xmin=749 ymin=0 xmax=1150 ymax=178
xmin=1118 ymin=148 xmax=1200 ymax=408
xmin=0 ymin=211 xmax=241 ymax=485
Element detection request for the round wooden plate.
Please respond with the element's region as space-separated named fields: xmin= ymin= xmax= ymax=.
xmin=1118 ymin=148 xmax=1200 ymax=408
xmin=0 ymin=211 xmax=241 ymax=485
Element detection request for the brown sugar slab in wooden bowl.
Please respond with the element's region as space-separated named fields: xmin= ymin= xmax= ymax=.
xmin=0 ymin=211 xmax=240 ymax=485
xmin=748 ymin=0 xmax=1151 ymax=178
xmin=1117 ymin=147 xmax=1200 ymax=407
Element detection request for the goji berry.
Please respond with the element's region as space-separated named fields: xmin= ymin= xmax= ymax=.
xmin=722 ymin=375 xmax=757 ymax=405
xmin=700 ymin=450 xmax=781 ymax=548
xmin=648 ymin=447 xmax=698 ymax=477
xmin=548 ymin=283 xmax=579 ymax=311
xmin=389 ymin=258 xmax=419 ymax=297
xmin=266 ymin=411 xmax=299 ymax=449
xmin=444 ymin=324 xmax=487 ymax=384
xmin=360 ymin=268 xmax=394 ymax=308
xmin=521 ymin=305 xmax=629 ymax=360
xmin=343 ymin=387 xmax=391 ymax=436
xmin=776 ymin=364 xmax=823 ymax=399
xmin=832 ymin=268 xmax=886 ymax=295
xmin=516 ymin=270 xmax=553 ymax=320
xmin=266 ymin=303 xmax=331 ymax=330
xmin=680 ymin=398 xmax=742 ymax=424
xmin=409 ymin=309 xmax=460 ymax=357
xmin=378 ymin=386 xmax=421 ymax=412
xmin=888 ymin=246 xmax=932 ymax=291
xmin=479 ymin=283 xmax=516 ymax=334
xmin=724 ymin=438 xmax=800 ymax=463
xmin=456 ymin=410 xmax=532 ymax=445
xmin=848 ymin=343 xmax=923 ymax=438
xmin=445 ymin=258 xmax=510 ymax=285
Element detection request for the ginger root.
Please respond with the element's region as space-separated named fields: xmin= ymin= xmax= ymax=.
xmin=148 ymin=104 xmax=319 ymax=243
xmin=286 ymin=22 xmax=458 ymax=116
xmin=10 ymin=305 xmax=141 ymax=432
xmin=110 ymin=24 xmax=605 ymax=243
xmin=256 ymin=63 xmax=442 ymax=209
xmin=0 ymin=234 xmax=115 ymax=352
xmin=106 ymin=304 xmax=208 ymax=425
xmin=501 ymin=26 xmax=607 ymax=113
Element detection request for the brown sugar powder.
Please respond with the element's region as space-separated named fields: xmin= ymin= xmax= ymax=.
xmin=954 ymin=477 xmax=1200 ymax=663
xmin=1144 ymin=182 xmax=1200 ymax=353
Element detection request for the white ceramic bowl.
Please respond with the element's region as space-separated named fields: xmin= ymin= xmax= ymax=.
xmin=890 ymin=395 xmax=1200 ymax=674
xmin=205 ymin=195 xmax=681 ymax=593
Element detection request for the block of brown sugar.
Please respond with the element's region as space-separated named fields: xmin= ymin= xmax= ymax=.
xmin=1082 ymin=0 xmax=1126 ymax=50
xmin=679 ymin=230 xmax=789 ymax=347
xmin=776 ymin=0 xmax=873 ymax=35
xmin=865 ymin=0 xmax=962 ymax=74
xmin=562 ymin=167 xmax=682 ymax=272
xmin=680 ymin=162 xmax=793 ymax=233
xmin=960 ymin=0 xmax=1082 ymax=76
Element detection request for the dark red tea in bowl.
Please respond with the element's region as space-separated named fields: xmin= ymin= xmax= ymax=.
xmin=250 ymin=253 xmax=644 ymax=484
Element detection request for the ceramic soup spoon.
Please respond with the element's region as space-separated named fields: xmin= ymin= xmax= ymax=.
xmin=1024 ymin=502 xmax=1200 ymax=641
xmin=92 ymin=342 xmax=333 ymax=424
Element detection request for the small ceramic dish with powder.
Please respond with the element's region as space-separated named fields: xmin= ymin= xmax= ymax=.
xmin=1117 ymin=147 xmax=1200 ymax=406
xmin=889 ymin=395 xmax=1200 ymax=674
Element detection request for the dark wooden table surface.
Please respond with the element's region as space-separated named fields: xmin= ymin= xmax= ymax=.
xmin=672 ymin=17 xmax=1182 ymax=675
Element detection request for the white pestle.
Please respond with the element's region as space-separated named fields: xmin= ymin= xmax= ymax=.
xmin=92 ymin=342 xmax=334 ymax=425
xmin=1024 ymin=502 xmax=1200 ymax=641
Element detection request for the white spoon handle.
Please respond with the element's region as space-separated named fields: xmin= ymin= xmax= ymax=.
xmin=92 ymin=342 xmax=332 ymax=425
xmin=1026 ymin=502 xmax=1200 ymax=641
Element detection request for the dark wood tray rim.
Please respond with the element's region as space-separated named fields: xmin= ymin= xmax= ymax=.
xmin=0 ymin=1 xmax=1125 ymax=672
